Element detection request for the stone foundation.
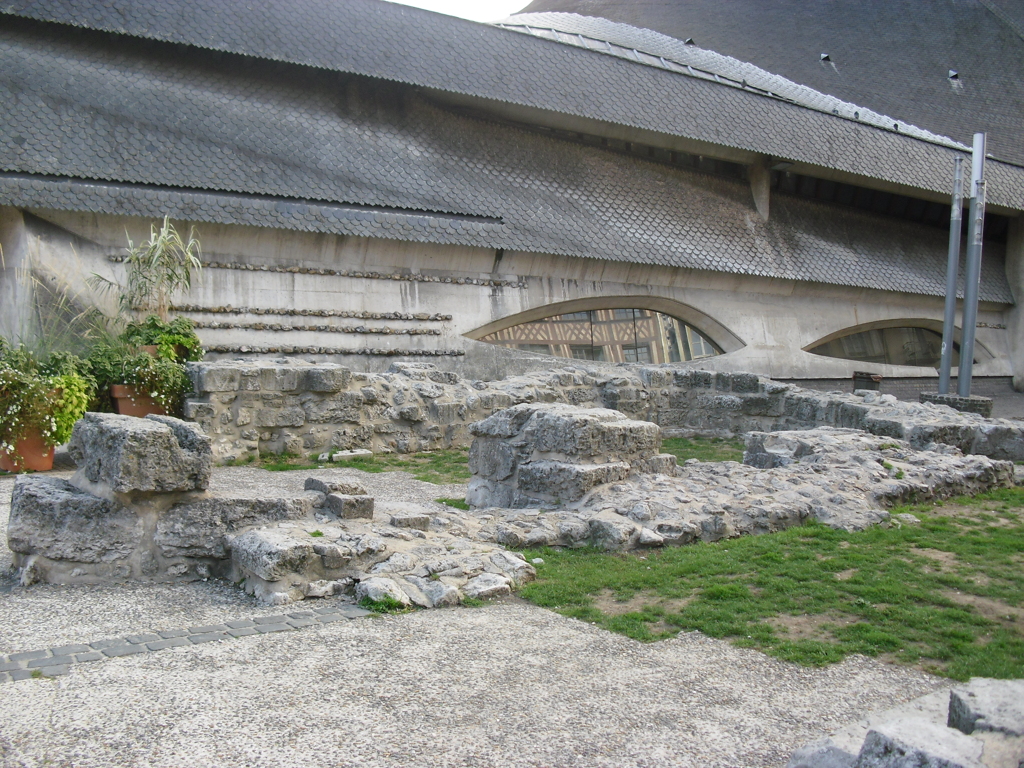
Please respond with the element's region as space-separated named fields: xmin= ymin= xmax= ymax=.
xmin=920 ymin=392 xmax=995 ymax=418
xmin=185 ymin=362 xmax=1024 ymax=463
xmin=463 ymin=404 xmax=1017 ymax=551
xmin=8 ymin=412 xmax=536 ymax=606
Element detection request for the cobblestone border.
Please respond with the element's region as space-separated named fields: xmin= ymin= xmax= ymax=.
xmin=0 ymin=604 xmax=372 ymax=683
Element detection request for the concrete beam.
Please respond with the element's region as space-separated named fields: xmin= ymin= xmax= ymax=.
xmin=749 ymin=156 xmax=771 ymax=220
xmin=0 ymin=206 xmax=31 ymax=342
xmin=1006 ymin=216 xmax=1024 ymax=391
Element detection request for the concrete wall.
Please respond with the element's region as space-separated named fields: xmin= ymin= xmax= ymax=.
xmin=3 ymin=206 xmax=1016 ymax=383
xmin=1005 ymin=216 xmax=1024 ymax=392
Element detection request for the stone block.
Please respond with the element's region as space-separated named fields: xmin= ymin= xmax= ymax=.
xmin=634 ymin=453 xmax=678 ymax=475
xmin=188 ymin=363 xmax=241 ymax=393
xmin=230 ymin=529 xmax=317 ymax=582
xmin=948 ymin=678 xmax=1024 ymax=737
xmin=313 ymin=542 xmax=353 ymax=569
xmin=731 ymin=373 xmax=761 ymax=393
xmin=463 ymin=572 xmax=511 ymax=599
xmin=589 ymin=518 xmax=640 ymax=550
xmin=303 ymin=392 xmax=364 ymax=423
xmin=785 ymin=739 xmax=856 ymax=768
xmin=301 ymin=365 xmax=351 ymax=393
xmin=304 ymin=477 xmax=368 ymax=496
xmin=255 ymin=407 xmax=305 ymax=428
xmin=355 ymin=577 xmax=410 ymax=606
xmin=8 ymin=476 xmax=142 ymax=563
xmin=68 ymin=413 xmax=212 ymax=493
xmin=518 ymin=460 xmax=630 ymax=503
xmin=390 ymin=513 xmax=430 ymax=530
xmin=326 ymin=493 xmax=374 ymax=519
xmin=856 ymin=719 xmax=985 ymax=768
xmin=155 ymin=494 xmax=317 ymax=558
xmin=332 ymin=449 xmax=373 ymax=461
xmin=260 ymin=366 xmax=301 ymax=392
xmin=468 ymin=438 xmax=517 ymax=480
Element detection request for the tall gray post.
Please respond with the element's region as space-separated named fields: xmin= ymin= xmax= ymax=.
xmin=938 ymin=156 xmax=964 ymax=394
xmin=958 ymin=132 xmax=987 ymax=397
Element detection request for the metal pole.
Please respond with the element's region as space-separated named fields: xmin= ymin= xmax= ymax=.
xmin=938 ymin=156 xmax=964 ymax=394
xmin=957 ymin=132 xmax=987 ymax=397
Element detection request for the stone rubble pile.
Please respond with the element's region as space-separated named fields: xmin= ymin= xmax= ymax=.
xmin=464 ymin=404 xmax=1016 ymax=551
xmin=184 ymin=361 xmax=1024 ymax=463
xmin=787 ymin=678 xmax=1024 ymax=768
xmin=7 ymin=412 xmax=535 ymax=606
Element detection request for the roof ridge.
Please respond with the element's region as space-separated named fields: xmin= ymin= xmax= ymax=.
xmin=499 ymin=12 xmax=969 ymax=153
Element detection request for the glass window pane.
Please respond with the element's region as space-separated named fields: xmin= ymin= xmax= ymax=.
xmin=479 ymin=308 xmax=720 ymax=364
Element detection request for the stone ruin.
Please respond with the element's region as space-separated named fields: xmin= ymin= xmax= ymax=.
xmin=8 ymin=395 xmax=1019 ymax=608
xmin=8 ymin=413 xmax=536 ymax=607
xmin=464 ymin=404 xmax=1017 ymax=550
xmin=787 ymin=677 xmax=1024 ymax=768
xmin=185 ymin=361 xmax=1024 ymax=464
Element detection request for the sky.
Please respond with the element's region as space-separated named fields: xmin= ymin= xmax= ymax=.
xmin=383 ymin=0 xmax=530 ymax=23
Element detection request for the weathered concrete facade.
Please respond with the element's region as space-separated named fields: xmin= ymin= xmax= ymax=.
xmin=3 ymin=206 xmax=1017 ymax=385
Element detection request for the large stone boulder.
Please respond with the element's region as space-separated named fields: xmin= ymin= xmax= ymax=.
xmin=467 ymin=403 xmax=674 ymax=509
xmin=8 ymin=476 xmax=142 ymax=565
xmin=68 ymin=413 xmax=212 ymax=493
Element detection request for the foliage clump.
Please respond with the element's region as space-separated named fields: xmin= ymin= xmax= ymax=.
xmin=0 ymin=339 xmax=95 ymax=456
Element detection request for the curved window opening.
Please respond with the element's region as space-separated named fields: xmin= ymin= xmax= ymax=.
xmin=808 ymin=326 xmax=975 ymax=368
xmin=480 ymin=308 xmax=721 ymax=363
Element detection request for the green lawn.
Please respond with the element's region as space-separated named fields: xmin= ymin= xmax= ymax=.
xmin=520 ymin=487 xmax=1024 ymax=680
xmin=661 ymin=435 xmax=745 ymax=463
xmin=234 ymin=447 xmax=471 ymax=485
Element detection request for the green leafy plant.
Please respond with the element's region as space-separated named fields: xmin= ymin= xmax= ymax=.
xmin=87 ymin=341 xmax=192 ymax=414
xmin=0 ymin=339 xmax=95 ymax=460
xmin=121 ymin=315 xmax=203 ymax=362
xmin=92 ymin=217 xmax=202 ymax=322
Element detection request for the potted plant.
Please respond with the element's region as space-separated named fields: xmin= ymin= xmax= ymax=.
xmin=121 ymin=315 xmax=204 ymax=363
xmin=88 ymin=341 xmax=193 ymax=417
xmin=0 ymin=340 xmax=94 ymax=472
xmin=88 ymin=217 xmax=203 ymax=416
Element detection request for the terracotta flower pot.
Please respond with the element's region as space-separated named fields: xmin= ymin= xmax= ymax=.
xmin=0 ymin=427 xmax=55 ymax=473
xmin=110 ymin=384 xmax=166 ymax=418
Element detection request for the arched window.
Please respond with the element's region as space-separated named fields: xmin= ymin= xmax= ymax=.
xmin=479 ymin=308 xmax=721 ymax=363
xmin=807 ymin=326 xmax=975 ymax=367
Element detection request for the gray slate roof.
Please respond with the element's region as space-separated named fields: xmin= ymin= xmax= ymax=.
xmin=3 ymin=0 xmax=1024 ymax=210
xmin=0 ymin=18 xmax=1011 ymax=304
xmin=519 ymin=0 xmax=1024 ymax=168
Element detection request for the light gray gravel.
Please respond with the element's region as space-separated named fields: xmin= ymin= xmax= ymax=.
xmin=0 ymin=468 xmax=950 ymax=767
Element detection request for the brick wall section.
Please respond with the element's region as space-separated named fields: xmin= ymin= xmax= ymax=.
xmin=184 ymin=362 xmax=1024 ymax=463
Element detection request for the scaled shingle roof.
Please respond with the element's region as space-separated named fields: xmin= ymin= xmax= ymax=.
xmin=3 ymin=0 xmax=1024 ymax=210
xmin=0 ymin=19 xmax=1011 ymax=303
xmin=519 ymin=0 xmax=1024 ymax=167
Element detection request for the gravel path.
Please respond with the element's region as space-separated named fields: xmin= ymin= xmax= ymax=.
xmin=0 ymin=469 xmax=949 ymax=767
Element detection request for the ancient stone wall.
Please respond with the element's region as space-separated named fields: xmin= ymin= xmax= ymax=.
xmin=184 ymin=361 xmax=1024 ymax=463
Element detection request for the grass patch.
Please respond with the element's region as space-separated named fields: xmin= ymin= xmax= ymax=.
xmin=436 ymin=497 xmax=470 ymax=510
xmin=520 ymin=487 xmax=1024 ymax=679
xmin=230 ymin=448 xmax=470 ymax=485
xmin=358 ymin=595 xmax=410 ymax=613
xmin=661 ymin=435 xmax=744 ymax=463
xmin=308 ymin=530 xmax=324 ymax=537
